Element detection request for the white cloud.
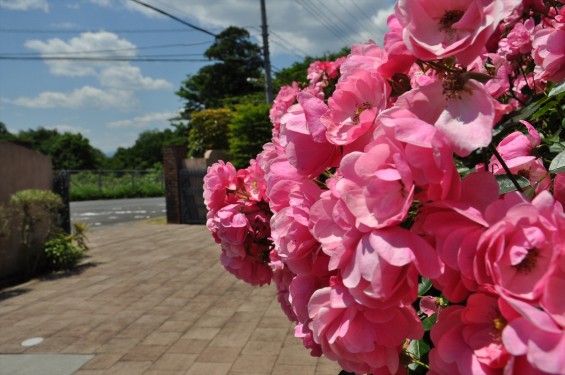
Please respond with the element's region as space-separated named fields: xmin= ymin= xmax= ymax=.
xmin=12 ymin=86 xmax=137 ymax=110
xmin=99 ymin=66 xmax=173 ymax=91
xmin=0 ymin=0 xmax=49 ymax=12
xmin=25 ymin=32 xmax=136 ymax=77
xmin=106 ymin=111 xmax=178 ymax=129
xmin=93 ymin=0 xmax=395 ymax=56
xmin=166 ymin=0 xmax=390 ymax=54
xmin=19 ymin=32 xmax=174 ymax=111
xmin=46 ymin=124 xmax=91 ymax=135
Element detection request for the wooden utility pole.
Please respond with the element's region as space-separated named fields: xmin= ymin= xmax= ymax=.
xmin=260 ymin=0 xmax=273 ymax=104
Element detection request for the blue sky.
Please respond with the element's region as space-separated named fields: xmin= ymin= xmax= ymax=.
xmin=0 ymin=0 xmax=394 ymax=154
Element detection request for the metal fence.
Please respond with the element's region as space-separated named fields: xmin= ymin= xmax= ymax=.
xmin=62 ymin=170 xmax=165 ymax=200
xmin=179 ymin=168 xmax=207 ymax=224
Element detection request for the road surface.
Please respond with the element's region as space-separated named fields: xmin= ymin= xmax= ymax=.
xmin=70 ymin=197 xmax=166 ymax=228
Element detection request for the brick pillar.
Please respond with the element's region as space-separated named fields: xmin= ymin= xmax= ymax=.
xmin=162 ymin=145 xmax=187 ymax=224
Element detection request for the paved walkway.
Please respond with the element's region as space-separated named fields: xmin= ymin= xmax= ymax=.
xmin=0 ymin=222 xmax=342 ymax=375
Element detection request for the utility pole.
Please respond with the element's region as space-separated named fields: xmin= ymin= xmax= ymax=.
xmin=260 ymin=0 xmax=273 ymax=104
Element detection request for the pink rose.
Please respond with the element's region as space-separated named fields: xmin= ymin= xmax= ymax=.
xmin=341 ymin=228 xmax=443 ymax=309
xmin=203 ymin=161 xmax=238 ymax=212
xmin=269 ymin=82 xmax=299 ymax=138
xmin=412 ymin=170 xmax=499 ymax=302
xmin=396 ymin=0 xmax=521 ymax=65
xmin=336 ymin=135 xmax=414 ymax=231
xmin=321 ymin=69 xmax=390 ymax=146
xmin=497 ymin=18 xmax=535 ymax=59
xmin=279 ymin=92 xmax=341 ymax=178
xmin=429 ymin=292 xmax=512 ymax=375
xmin=502 ymin=296 xmax=565 ymax=374
xmin=393 ymin=78 xmax=509 ymax=156
xmin=308 ymin=276 xmax=423 ymax=374
xmin=476 ymin=191 xmax=565 ymax=302
xmin=554 ymin=173 xmax=565 ymax=207
xmin=377 ymin=108 xmax=461 ymax=202
xmin=533 ymin=16 xmax=565 ymax=83
xmin=220 ymin=250 xmax=272 ymax=286
xmin=271 ymin=181 xmax=330 ymax=275
xmin=308 ymin=181 xmax=362 ymax=271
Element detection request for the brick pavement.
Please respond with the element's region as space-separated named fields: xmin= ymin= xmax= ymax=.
xmin=0 ymin=222 xmax=342 ymax=375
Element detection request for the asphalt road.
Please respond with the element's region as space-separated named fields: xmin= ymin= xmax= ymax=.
xmin=70 ymin=197 xmax=166 ymax=228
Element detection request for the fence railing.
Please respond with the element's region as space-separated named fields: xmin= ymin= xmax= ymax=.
xmin=61 ymin=170 xmax=165 ymax=201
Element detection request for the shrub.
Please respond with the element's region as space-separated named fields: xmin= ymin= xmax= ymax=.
xmin=228 ymin=103 xmax=272 ymax=169
xmin=44 ymin=222 xmax=89 ymax=271
xmin=44 ymin=237 xmax=83 ymax=270
xmin=188 ymin=108 xmax=233 ymax=157
xmin=10 ymin=189 xmax=64 ymax=276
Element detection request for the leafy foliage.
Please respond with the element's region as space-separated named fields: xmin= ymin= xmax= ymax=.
xmin=187 ymin=108 xmax=233 ymax=157
xmin=108 ymin=129 xmax=183 ymax=170
xmin=228 ymin=103 xmax=272 ymax=169
xmin=176 ymin=26 xmax=264 ymax=116
xmin=44 ymin=222 xmax=89 ymax=271
xmin=10 ymin=189 xmax=64 ymax=276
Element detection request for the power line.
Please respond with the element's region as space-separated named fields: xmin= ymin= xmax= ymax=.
xmin=1 ymin=42 xmax=213 ymax=57
xmin=293 ymin=0 xmax=355 ymax=47
xmin=270 ymin=30 xmax=310 ymax=57
xmin=0 ymin=56 xmax=213 ymax=62
xmin=128 ymin=0 xmax=217 ymax=37
xmin=0 ymin=28 xmax=198 ymax=34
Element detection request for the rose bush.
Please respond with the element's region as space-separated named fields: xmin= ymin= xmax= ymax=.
xmin=203 ymin=0 xmax=565 ymax=373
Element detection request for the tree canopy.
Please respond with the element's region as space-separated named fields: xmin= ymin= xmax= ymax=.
xmin=176 ymin=26 xmax=264 ymax=116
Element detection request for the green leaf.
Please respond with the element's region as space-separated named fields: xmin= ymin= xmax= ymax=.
xmin=549 ymin=150 xmax=565 ymax=173
xmin=422 ymin=314 xmax=438 ymax=331
xmin=495 ymin=175 xmax=531 ymax=194
xmin=548 ymin=80 xmax=565 ymax=97
xmin=407 ymin=339 xmax=430 ymax=360
xmin=418 ymin=278 xmax=432 ymax=296
xmin=531 ymin=100 xmax=557 ymax=120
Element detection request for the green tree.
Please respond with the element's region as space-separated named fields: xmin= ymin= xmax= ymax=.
xmin=228 ymin=103 xmax=272 ymax=169
xmin=107 ymin=128 xmax=186 ymax=170
xmin=0 ymin=122 xmax=16 ymax=141
xmin=48 ymin=132 xmax=105 ymax=170
xmin=188 ymin=108 xmax=233 ymax=157
xmin=176 ymin=26 xmax=264 ymax=116
xmin=17 ymin=127 xmax=60 ymax=154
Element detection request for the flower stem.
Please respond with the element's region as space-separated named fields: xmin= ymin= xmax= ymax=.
xmin=489 ymin=145 xmax=523 ymax=193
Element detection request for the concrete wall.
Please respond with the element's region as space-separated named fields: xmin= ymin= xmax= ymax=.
xmin=0 ymin=141 xmax=53 ymax=285
xmin=0 ymin=141 xmax=53 ymax=205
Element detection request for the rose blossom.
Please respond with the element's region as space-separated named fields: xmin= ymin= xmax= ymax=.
xmin=308 ymin=276 xmax=423 ymax=374
xmin=412 ymin=170 xmax=499 ymax=302
xmin=483 ymin=120 xmax=550 ymax=193
xmin=203 ymin=161 xmax=238 ymax=213
xmin=429 ymin=291 xmax=512 ymax=375
xmin=321 ymin=68 xmax=390 ymax=146
xmin=270 ymin=181 xmax=330 ymax=276
xmin=396 ymin=0 xmax=521 ymax=65
xmin=393 ymin=77 xmax=510 ymax=156
xmin=335 ymin=133 xmax=414 ymax=231
xmin=341 ymin=227 xmax=443 ymax=309
xmin=533 ymin=10 xmax=565 ymax=83
xmin=279 ymin=91 xmax=341 ymax=178
xmin=502 ymin=296 xmax=565 ymax=374
xmin=269 ymin=82 xmax=299 ymax=137
xmin=475 ymin=191 xmax=565 ymax=302
xmin=497 ymin=18 xmax=535 ymax=59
